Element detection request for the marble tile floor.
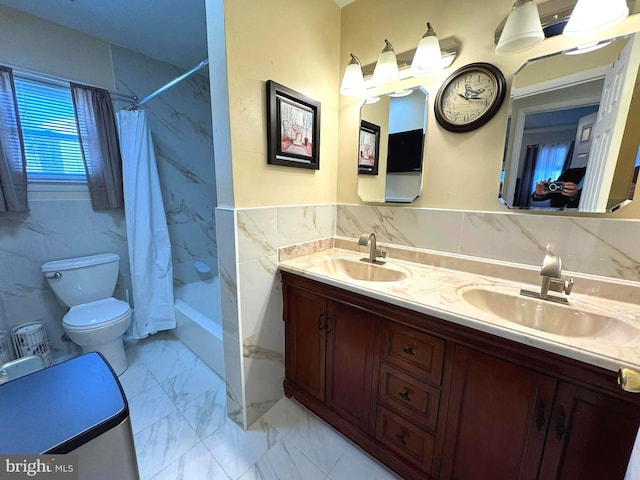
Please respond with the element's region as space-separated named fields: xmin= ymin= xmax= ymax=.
xmin=121 ymin=331 xmax=400 ymax=480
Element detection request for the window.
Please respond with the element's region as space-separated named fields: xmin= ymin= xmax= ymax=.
xmin=13 ymin=74 xmax=86 ymax=182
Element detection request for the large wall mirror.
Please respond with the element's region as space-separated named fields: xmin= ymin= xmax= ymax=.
xmin=357 ymin=86 xmax=427 ymax=203
xmin=500 ymin=33 xmax=640 ymax=213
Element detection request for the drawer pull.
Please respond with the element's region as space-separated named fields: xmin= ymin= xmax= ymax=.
xmin=396 ymin=432 xmax=407 ymax=445
xmin=398 ymin=389 xmax=411 ymax=402
xmin=402 ymin=346 xmax=415 ymax=356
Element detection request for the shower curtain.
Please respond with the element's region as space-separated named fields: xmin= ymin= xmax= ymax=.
xmin=117 ymin=109 xmax=175 ymax=338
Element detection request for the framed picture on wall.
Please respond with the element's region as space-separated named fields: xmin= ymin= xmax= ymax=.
xmin=266 ymin=80 xmax=321 ymax=169
xmin=358 ymin=120 xmax=380 ymax=175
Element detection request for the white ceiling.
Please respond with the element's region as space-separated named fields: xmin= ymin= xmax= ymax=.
xmin=0 ymin=0 xmax=355 ymax=70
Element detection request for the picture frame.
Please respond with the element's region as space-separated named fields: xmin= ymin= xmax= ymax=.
xmin=358 ymin=120 xmax=380 ymax=175
xmin=266 ymin=80 xmax=321 ymax=170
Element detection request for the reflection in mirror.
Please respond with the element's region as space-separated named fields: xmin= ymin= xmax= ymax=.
xmin=357 ymin=87 xmax=427 ymax=203
xmin=500 ymin=34 xmax=640 ymax=213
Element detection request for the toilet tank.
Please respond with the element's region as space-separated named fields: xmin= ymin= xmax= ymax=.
xmin=42 ymin=253 xmax=120 ymax=307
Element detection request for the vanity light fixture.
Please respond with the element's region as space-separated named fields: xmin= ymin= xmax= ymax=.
xmin=340 ymin=53 xmax=366 ymax=97
xmin=563 ymin=0 xmax=629 ymax=37
xmin=339 ymin=30 xmax=459 ymax=97
xmin=372 ymin=39 xmax=400 ymax=86
xmin=410 ymin=22 xmax=443 ymax=76
xmin=495 ymin=0 xmax=544 ymax=54
xmin=495 ymin=0 xmax=638 ymax=53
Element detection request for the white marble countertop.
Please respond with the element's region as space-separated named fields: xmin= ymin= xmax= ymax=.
xmin=278 ymin=245 xmax=640 ymax=373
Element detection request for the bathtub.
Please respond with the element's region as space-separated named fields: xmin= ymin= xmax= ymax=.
xmin=174 ymin=278 xmax=225 ymax=379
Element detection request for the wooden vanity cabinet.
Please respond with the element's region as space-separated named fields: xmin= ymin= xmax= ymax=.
xmin=281 ymin=272 xmax=640 ymax=480
xmin=283 ymin=276 xmax=379 ymax=432
xmin=440 ymin=346 xmax=557 ymax=480
xmin=537 ymin=382 xmax=640 ymax=479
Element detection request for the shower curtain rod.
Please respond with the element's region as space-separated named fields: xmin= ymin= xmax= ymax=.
xmin=129 ymin=58 xmax=209 ymax=109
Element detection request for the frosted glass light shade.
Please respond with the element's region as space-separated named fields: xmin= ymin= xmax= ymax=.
xmin=410 ymin=23 xmax=443 ymax=76
xmin=563 ymin=0 xmax=629 ymax=37
xmin=496 ymin=0 xmax=544 ymax=54
xmin=340 ymin=54 xmax=366 ymax=97
xmin=373 ymin=40 xmax=399 ymax=86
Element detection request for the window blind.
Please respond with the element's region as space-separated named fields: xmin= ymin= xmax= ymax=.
xmin=13 ymin=77 xmax=86 ymax=182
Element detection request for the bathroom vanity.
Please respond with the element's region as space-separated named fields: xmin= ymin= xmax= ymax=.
xmin=280 ymin=245 xmax=640 ymax=480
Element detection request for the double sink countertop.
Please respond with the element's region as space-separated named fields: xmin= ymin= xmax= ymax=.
xmin=278 ymin=238 xmax=640 ymax=374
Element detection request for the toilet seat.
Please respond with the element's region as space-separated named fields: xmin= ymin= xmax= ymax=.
xmin=63 ymin=298 xmax=131 ymax=332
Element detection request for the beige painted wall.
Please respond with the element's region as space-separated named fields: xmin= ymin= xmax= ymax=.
xmin=222 ymin=0 xmax=341 ymax=208
xmin=0 ymin=5 xmax=115 ymax=90
xmin=339 ymin=0 xmax=640 ymax=219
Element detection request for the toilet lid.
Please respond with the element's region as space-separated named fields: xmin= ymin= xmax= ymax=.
xmin=63 ymin=298 xmax=131 ymax=330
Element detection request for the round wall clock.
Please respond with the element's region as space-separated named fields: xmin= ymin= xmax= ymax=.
xmin=434 ymin=62 xmax=506 ymax=133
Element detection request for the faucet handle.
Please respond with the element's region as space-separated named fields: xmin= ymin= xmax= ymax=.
xmin=564 ymin=277 xmax=574 ymax=295
xmin=541 ymin=250 xmax=562 ymax=278
xmin=358 ymin=232 xmax=373 ymax=246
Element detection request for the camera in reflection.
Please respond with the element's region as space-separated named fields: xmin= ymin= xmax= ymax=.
xmin=543 ymin=181 xmax=565 ymax=193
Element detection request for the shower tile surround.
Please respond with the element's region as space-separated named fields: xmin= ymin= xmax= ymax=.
xmin=222 ymin=202 xmax=640 ymax=429
xmin=111 ymin=46 xmax=217 ymax=288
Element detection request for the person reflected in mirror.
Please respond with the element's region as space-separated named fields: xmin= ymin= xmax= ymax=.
xmin=531 ymin=166 xmax=586 ymax=208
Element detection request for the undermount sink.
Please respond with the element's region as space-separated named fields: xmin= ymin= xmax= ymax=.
xmin=460 ymin=286 xmax=640 ymax=343
xmin=315 ymin=257 xmax=409 ymax=283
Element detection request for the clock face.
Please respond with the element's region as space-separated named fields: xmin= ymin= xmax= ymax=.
xmin=441 ymin=71 xmax=495 ymax=125
xmin=434 ymin=63 xmax=506 ymax=133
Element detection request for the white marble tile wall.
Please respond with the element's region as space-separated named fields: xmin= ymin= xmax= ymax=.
xmin=337 ymin=204 xmax=640 ymax=281
xmin=221 ymin=205 xmax=336 ymax=428
xmin=216 ymin=208 xmax=244 ymax=425
xmin=0 ymin=199 xmax=130 ymax=359
xmin=111 ymin=46 xmax=217 ymax=287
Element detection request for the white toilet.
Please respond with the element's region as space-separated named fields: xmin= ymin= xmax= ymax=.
xmin=41 ymin=253 xmax=132 ymax=375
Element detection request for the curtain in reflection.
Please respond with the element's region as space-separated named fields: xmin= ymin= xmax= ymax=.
xmin=0 ymin=66 xmax=28 ymax=212
xmin=515 ymin=145 xmax=538 ymax=207
xmin=531 ymin=142 xmax=572 ymax=188
xmin=70 ymin=83 xmax=124 ymax=210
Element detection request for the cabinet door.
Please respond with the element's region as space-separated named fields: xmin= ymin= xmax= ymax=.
xmin=539 ymin=382 xmax=640 ymax=479
xmin=440 ymin=346 xmax=556 ymax=480
xmin=284 ymin=286 xmax=326 ymax=401
xmin=325 ymin=301 xmax=378 ymax=431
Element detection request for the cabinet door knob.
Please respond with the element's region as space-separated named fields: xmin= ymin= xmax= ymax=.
xmin=535 ymin=401 xmax=546 ymax=431
xmin=399 ymin=390 xmax=411 ymax=402
xmin=396 ymin=432 xmax=407 ymax=445
xmin=618 ymin=367 xmax=640 ymax=393
xmin=402 ymin=346 xmax=415 ymax=356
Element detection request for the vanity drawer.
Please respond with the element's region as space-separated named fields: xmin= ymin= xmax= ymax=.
xmin=375 ymin=405 xmax=435 ymax=473
xmin=381 ymin=322 xmax=445 ymax=385
xmin=378 ymin=363 xmax=440 ymax=431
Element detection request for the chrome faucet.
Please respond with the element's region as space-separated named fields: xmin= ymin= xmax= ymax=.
xmin=521 ymin=249 xmax=574 ymax=303
xmin=358 ymin=232 xmax=387 ymax=264
xmin=539 ymin=250 xmax=574 ymax=299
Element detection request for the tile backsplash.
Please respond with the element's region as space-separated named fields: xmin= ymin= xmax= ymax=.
xmin=337 ymin=204 xmax=640 ymax=282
